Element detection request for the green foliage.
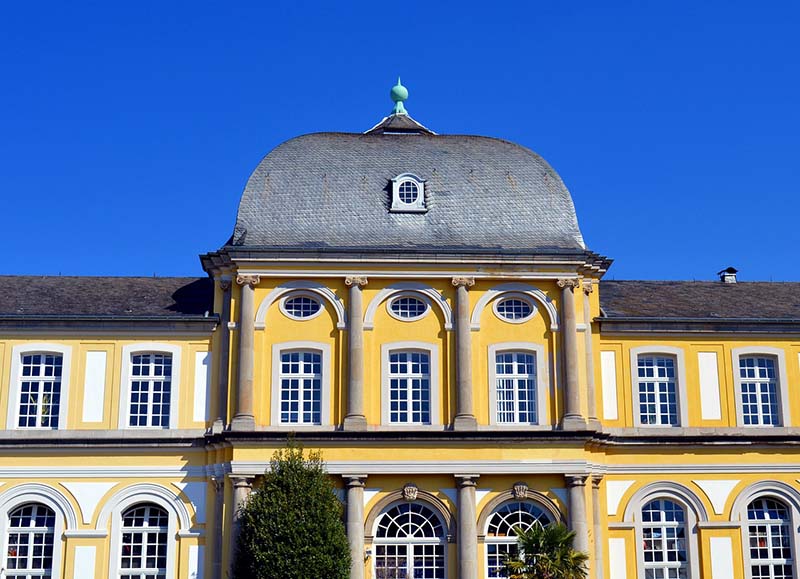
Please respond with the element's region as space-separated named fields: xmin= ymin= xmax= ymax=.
xmin=232 ymin=439 xmax=351 ymax=579
xmin=502 ymin=522 xmax=588 ymax=579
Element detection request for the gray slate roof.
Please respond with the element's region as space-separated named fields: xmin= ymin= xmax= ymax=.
xmin=232 ymin=131 xmax=586 ymax=252
xmin=0 ymin=276 xmax=213 ymax=318
xmin=600 ymin=280 xmax=800 ymax=320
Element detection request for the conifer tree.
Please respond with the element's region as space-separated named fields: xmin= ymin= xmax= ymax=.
xmin=233 ymin=439 xmax=351 ymax=579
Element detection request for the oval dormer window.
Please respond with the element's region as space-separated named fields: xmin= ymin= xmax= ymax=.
xmin=398 ymin=180 xmax=419 ymax=204
xmin=494 ymin=295 xmax=535 ymax=323
xmin=388 ymin=294 xmax=429 ymax=321
xmin=390 ymin=173 xmax=426 ymax=213
xmin=281 ymin=294 xmax=323 ymax=320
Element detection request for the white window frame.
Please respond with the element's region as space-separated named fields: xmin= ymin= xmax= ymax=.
xmin=483 ymin=499 xmax=555 ymax=578
xmin=7 ymin=344 xmax=72 ymax=430
xmin=119 ymin=343 xmax=182 ymax=430
xmin=732 ymin=347 xmax=790 ymax=428
xmin=270 ymin=341 xmax=332 ymax=427
xmin=492 ymin=293 xmax=538 ymax=324
xmin=381 ymin=341 xmax=440 ymax=426
xmin=279 ymin=291 xmax=325 ymax=321
xmin=386 ymin=292 xmax=431 ymax=323
xmin=630 ymin=346 xmax=688 ymax=427
xmin=390 ymin=173 xmax=427 ymax=213
xmin=488 ymin=343 xmax=548 ymax=426
xmin=108 ymin=495 xmax=178 ymax=579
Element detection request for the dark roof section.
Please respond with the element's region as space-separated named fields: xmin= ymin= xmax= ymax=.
xmin=364 ymin=113 xmax=435 ymax=135
xmin=600 ymin=280 xmax=800 ymax=320
xmin=0 ymin=276 xmax=214 ymax=318
xmin=231 ymin=132 xmax=587 ymax=253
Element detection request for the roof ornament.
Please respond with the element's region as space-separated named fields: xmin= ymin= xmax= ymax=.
xmin=390 ymin=77 xmax=409 ymax=116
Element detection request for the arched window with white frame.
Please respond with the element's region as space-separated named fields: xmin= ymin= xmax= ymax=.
xmin=7 ymin=344 xmax=72 ymax=431
xmin=630 ymin=347 xmax=688 ymax=427
xmin=119 ymin=344 xmax=182 ymax=429
xmin=484 ymin=500 xmax=554 ymax=578
xmin=641 ymin=499 xmax=689 ymax=578
xmin=488 ymin=343 xmax=547 ymax=426
xmin=270 ymin=341 xmax=331 ymax=426
xmin=732 ymin=347 xmax=790 ymax=428
xmin=746 ymin=497 xmax=794 ymax=579
xmin=5 ymin=503 xmax=56 ymax=578
xmin=381 ymin=342 xmax=440 ymax=426
xmin=374 ymin=502 xmax=445 ymax=579
xmin=118 ymin=503 xmax=169 ymax=579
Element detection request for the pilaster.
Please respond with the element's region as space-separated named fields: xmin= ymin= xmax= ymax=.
xmin=344 ymin=276 xmax=368 ymax=431
xmin=231 ymin=274 xmax=258 ymax=431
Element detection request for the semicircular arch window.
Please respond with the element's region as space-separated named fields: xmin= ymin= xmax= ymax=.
xmin=388 ymin=295 xmax=430 ymax=321
xmin=374 ymin=502 xmax=445 ymax=579
xmin=485 ymin=500 xmax=553 ymax=577
xmin=494 ymin=295 xmax=535 ymax=323
xmin=281 ymin=294 xmax=323 ymax=320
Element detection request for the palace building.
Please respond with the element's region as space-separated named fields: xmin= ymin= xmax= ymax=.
xmin=1 ymin=80 xmax=799 ymax=579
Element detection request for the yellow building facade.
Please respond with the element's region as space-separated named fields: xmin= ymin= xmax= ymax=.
xmin=1 ymin=87 xmax=799 ymax=579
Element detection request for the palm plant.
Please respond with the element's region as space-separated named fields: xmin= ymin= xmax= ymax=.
xmin=502 ymin=522 xmax=588 ymax=579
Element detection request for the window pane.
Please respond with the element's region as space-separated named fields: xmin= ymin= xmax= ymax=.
xmin=495 ymin=352 xmax=537 ymax=424
xmin=129 ymin=353 xmax=172 ymax=428
xmin=388 ymin=350 xmax=431 ymax=424
xmin=637 ymin=356 xmax=678 ymax=426
xmin=280 ymin=350 xmax=322 ymax=424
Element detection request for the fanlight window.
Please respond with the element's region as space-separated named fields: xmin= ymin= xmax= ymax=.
xmin=282 ymin=295 xmax=322 ymax=320
xmin=494 ymin=297 xmax=534 ymax=322
xmin=485 ymin=501 xmax=553 ymax=578
xmin=641 ymin=499 xmax=688 ymax=579
xmin=374 ymin=502 xmax=445 ymax=579
xmin=120 ymin=503 xmax=169 ymax=579
xmin=388 ymin=295 xmax=429 ymax=321
xmin=747 ymin=497 xmax=793 ymax=579
xmin=5 ymin=503 xmax=55 ymax=578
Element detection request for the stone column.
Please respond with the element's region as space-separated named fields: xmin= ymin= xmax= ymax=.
xmin=211 ymin=476 xmax=225 ymax=579
xmin=456 ymin=474 xmax=479 ymax=579
xmin=582 ymin=280 xmax=599 ymax=429
xmin=229 ymin=476 xmax=253 ymax=577
xmin=591 ymin=475 xmax=604 ymax=579
xmin=213 ymin=276 xmax=232 ymax=433
xmin=452 ymin=277 xmax=477 ymax=430
xmin=557 ymin=279 xmax=585 ymax=429
xmin=566 ymin=475 xmax=590 ymax=556
xmin=344 ymin=475 xmax=368 ymax=579
xmin=344 ymin=276 xmax=368 ymax=431
xmin=231 ymin=274 xmax=259 ymax=431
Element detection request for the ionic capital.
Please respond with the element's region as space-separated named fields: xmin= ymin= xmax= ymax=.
xmin=591 ymin=474 xmax=604 ymax=489
xmin=345 ymin=276 xmax=369 ymax=288
xmin=557 ymin=278 xmax=580 ymax=290
xmin=451 ymin=276 xmax=475 ymax=288
xmin=582 ymin=280 xmax=594 ymax=295
xmin=236 ymin=274 xmax=261 ymax=288
xmin=455 ymin=474 xmax=480 ymax=488
xmin=343 ymin=475 xmax=368 ymax=488
xmin=230 ymin=476 xmax=254 ymax=490
xmin=565 ymin=474 xmax=589 ymax=488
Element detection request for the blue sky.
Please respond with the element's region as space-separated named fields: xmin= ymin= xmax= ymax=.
xmin=1 ymin=1 xmax=798 ymax=280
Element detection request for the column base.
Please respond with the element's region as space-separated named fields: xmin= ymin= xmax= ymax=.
xmin=230 ymin=414 xmax=256 ymax=431
xmin=211 ymin=418 xmax=225 ymax=435
xmin=453 ymin=414 xmax=478 ymax=431
xmin=560 ymin=414 xmax=588 ymax=431
xmin=586 ymin=417 xmax=602 ymax=431
xmin=343 ymin=415 xmax=368 ymax=431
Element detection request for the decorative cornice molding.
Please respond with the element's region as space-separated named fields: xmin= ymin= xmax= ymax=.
xmin=236 ymin=274 xmax=260 ymax=287
xmin=451 ymin=276 xmax=476 ymax=288
xmin=345 ymin=276 xmax=369 ymax=288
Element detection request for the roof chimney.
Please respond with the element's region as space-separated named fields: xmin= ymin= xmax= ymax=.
xmin=717 ymin=266 xmax=738 ymax=283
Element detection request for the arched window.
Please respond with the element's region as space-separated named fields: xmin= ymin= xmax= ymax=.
xmin=374 ymin=502 xmax=445 ymax=579
xmin=641 ymin=499 xmax=688 ymax=578
xmin=5 ymin=503 xmax=56 ymax=577
xmin=747 ymin=497 xmax=794 ymax=578
xmin=485 ymin=500 xmax=553 ymax=578
xmin=119 ymin=503 xmax=169 ymax=579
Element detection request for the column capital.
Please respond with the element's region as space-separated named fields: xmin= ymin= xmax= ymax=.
xmin=451 ymin=276 xmax=475 ymax=288
xmin=565 ymin=474 xmax=589 ymax=488
xmin=345 ymin=276 xmax=369 ymax=288
xmin=343 ymin=475 xmax=368 ymax=488
xmin=582 ymin=280 xmax=594 ymax=295
xmin=455 ymin=474 xmax=480 ymax=488
xmin=230 ymin=475 xmax=254 ymax=489
xmin=591 ymin=474 xmax=604 ymax=488
xmin=236 ymin=274 xmax=261 ymax=288
xmin=218 ymin=279 xmax=232 ymax=291
xmin=557 ymin=278 xmax=580 ymax=290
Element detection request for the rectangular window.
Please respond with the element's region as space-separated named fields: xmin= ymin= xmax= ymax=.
xmin=637 ymin=355 xmax=678 ymax=426
xmin=740 ymin=356 xmax=779 ymax=426
xmin=495 ymin=351 xmax=537 ymax=424
xmin=129 ymin=353 xmax=172 ymax=428
xmin=279 ymin=350 xmax=322 ymax=424
xmin=388 ymin=350 xmax=431 ymax=424
xmin=18 ymin=353 xmax=63 ymax=429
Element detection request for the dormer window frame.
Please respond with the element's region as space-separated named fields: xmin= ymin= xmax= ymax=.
xmin=390 ymin=173 xmax=427 ymax=213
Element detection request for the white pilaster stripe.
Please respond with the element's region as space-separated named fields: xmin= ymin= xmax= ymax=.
xmin=608 ymin=538 xmax=628 ymax=578
xmin=606 ymin=480 xmax=635 ymax=516
xmin=82 ymin=351 xmax=107 ymax=423
xmin=693 ymin=480 xmax=739 ymax=515
xmin=63 ymin=482 xmax=117 ymax=525
xmin=193 ymin=351 xmax=211 ymax=422
xmin=188 ymin=545 xmax=204 ymax=579
xmin=73 ymin=545 xmax=96 ymax=579
xmin=698 ymin=352 xmax=722 ymax=420
xmin=710 ymin=536 xmax=734 ymax=579
xmin=600 ymin=351 xmax=618 ymax=420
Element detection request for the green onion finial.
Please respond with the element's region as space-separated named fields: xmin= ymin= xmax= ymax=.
xmin=390 ymin=77 xmax=409 ymax=115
